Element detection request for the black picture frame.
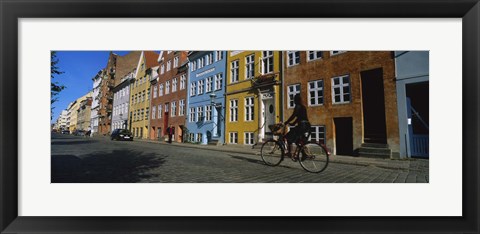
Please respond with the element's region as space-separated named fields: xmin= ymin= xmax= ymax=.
xmin=1 ymin=0 xmax=478 ymax=233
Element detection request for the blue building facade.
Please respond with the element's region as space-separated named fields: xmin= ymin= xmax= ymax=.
xmin=395 ymin=51 xmax=429 ymax=158
xmin=186 ymin=51 xmax=227 ymax=145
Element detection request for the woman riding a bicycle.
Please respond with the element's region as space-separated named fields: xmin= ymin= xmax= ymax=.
xmin=284 ymin=94 xmax=311 ymax=159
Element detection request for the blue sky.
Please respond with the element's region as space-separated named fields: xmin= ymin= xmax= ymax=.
xmin=51 ymin=51 xmax=131 ymax=123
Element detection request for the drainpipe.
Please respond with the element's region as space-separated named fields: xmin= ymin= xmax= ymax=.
xmin=280 ymin=51 xmax=285 ymax=122
xmin=222 ymin=52 xmax=227 ymax=145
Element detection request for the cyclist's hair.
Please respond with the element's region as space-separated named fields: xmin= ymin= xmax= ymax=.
xmin=294 ymin=94 xmax=303 ymax=105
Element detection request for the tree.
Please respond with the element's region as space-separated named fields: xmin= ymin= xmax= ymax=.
xmin=51 ymin=51 xmax=65 ymax=120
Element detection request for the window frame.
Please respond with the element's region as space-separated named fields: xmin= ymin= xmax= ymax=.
xmin=244 ymin=96 xmax=254 ymax=122
xmin=287 ymin=84 xmax=301 ymax=108
xmin=230 ymin=60 xmax=239 ymax=83
xmin=331 ymin=74 xmax=351 ymax=104
xmin=245 ymin=54 xmax=255 ymax=79
xmin=308 ymin=79 xmax=324 ymax=106
xmin=229 ymin=99 xmax=238 ymax=122
xmin=244 ymin=132 xmax=254 ymax=145
xmin=287 ymin=51 xmax=300 ymax=67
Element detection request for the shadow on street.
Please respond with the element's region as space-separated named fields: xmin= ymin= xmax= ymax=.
xmin=52 ymin=150 xmax=167 ymax=183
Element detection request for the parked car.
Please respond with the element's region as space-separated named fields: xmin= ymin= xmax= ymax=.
xmin=111 ymin=129 xmax=133 ymax=141
xmin=61 ymin=130 xmax=70 ymax=134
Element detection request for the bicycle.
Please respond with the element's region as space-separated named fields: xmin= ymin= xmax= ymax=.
xmin=260 ymin=123 xmax=330 ymax=173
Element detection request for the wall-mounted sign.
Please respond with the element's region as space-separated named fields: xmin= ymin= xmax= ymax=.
xmin=196 ymin=67 xmax=215 ymax=77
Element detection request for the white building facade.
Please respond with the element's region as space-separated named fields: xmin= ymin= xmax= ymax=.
xmin=90 ymin=70 xmax=103 ymax=135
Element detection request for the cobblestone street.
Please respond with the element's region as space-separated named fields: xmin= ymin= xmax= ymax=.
xmin=51 ymin=134 xmax=429 ymax=183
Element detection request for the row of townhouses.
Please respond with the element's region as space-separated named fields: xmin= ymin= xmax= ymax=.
xmin=53 ymin=51 xmax=429 ymax=159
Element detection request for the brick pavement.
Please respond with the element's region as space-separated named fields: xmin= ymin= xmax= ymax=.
xmin=53 ymin=134 xmax=429 ymax=183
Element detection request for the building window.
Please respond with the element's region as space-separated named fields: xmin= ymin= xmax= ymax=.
xmin=332 ymin=75 xmax=351 ymax=104
xmin=167 ymin=60 xmax=171 ymax=71
xmin=244 ymin=132 xmax=254 ymax=145
xmin=160 ymin=64 xmax=165 ymax=74
xmin=215 ymin=51 xmax=223 ymax=61
xmin=215 ymin=73 xmax=223 ymax=90
xmin=152 ymin=106 xmax=156 ymax=119
xmin=205 ymin=105 xmax=212 ymax=121
xmin=308 ymin=80 xmax=324 ymax=106
xmin=310 ymin=126 xmax=326 ymax=144
xmin=166 ymin=80 xmax=170 ymax=94
xmin=198 ymin=57 xmax=204 ymax=69
xmin=146 ymin=88 xmax=150 ymax=101
xmin=171 ymin=101 xmax=176 ymax=117
xmin=165 ymin=103 xmax=169 ymax=115
xmin=206 ymin=76 xmax=213 ymax=93
xmin=196 ymin=133 xmax=203 ymax=143
xmin=190 ymin=82 xmax=196 ymax=96
xmin=180 ymin=75 xmax=186 ymax=90
xmin=172 ymin=78 xmax=177 ymax=92
xmin=198 ymin=80 xmax=204 ymax=95
xmin=206 ymin=53 xmax=213 ymax=65
xmin=189 ymin=107 xmax=195 ymax=122
xmin=173 ymin=57 xmax=179 ymax=68
xmin=229 ymin=132 xmax=238 ymax=144
xmin=245 ymin=97 xmax=254 ymax=121
xmin=158 ymin=105 xmax=162 ymax=119
xmin=261 ymin=51 xmax=274 ymax=74
xmin=153 ymin=86 xmax=158 ymax=98
xmin=145 ymin=108 xmax=149 ymax=120
xmin=287 ymin=84 xmax=301 ymax=108
xmin=159 ymin=84 xmax=164 ymax=96
xmin=230 ymin=60 xmax=239 ymax=83
xmin=197 ymin=106 xmax=204 ymax=122
xmin=179 ymin=99 xmax=185 ymax=116
xmin=330 ymin=51 xmax=346 ymax=56
xmin=308 ymin=51 xmax=323 ymax=61
xmin=245 ymin=54 xmax=255 ymax=79
xmin=140 ymin=109 xmax=144 ymax=120
xmin=191 ymin=60 xmax=197 ymax=71
xmin=230 ymin=99 xmax=238 ymax=122
xmin=287 ymin=51 xmax=300 ymax=66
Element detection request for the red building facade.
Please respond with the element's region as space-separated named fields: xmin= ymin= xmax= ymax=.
xmin=98 ymin=52 xmax=117 ymax=135
xmin=149 ymin=51 xmax=189 ymax=142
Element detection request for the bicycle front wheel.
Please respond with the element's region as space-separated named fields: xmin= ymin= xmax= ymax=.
xmin=260 ymin=139 xmax=284 ymax=166
xmin=299 ymin=142 xmax=329 ymax=173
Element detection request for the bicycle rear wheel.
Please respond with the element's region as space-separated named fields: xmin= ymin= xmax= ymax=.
xmin=260 ymin=139 xmax=284 ymax=166
xmin=299 ymin=142 xmax=329 ymax=173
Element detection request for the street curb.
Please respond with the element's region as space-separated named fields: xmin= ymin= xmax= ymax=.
xmin=134 ymin=138 xmax=416 ymax=170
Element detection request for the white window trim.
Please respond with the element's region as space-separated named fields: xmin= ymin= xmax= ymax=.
xmin=287 ymin=51 xmax=300 ymax=67
xmin=330 ymin=51 xmax=347 ymax=56
xmin=331 ymin=75 xmax=351 ymax=104
xmin=229 ymin=99 xmax=238 ymax=122
xmin=307 ymin=80 xmax=324 ymax=107
xmin=245 ymin=54 xmax=255 ymax=79
xmin=287 ymin=84 xmax=301 ymax=109
xmin=244 ymin=96 xmax=254 ymax=122
xmin=307 ymin=51 xmax=323 ymax=61
xmin=229 ymin=132 xmax=238 ymax=144
xmin=244 ymin=132 xmax=254 ymax=145
xmin=230 ymin=60 xmax=239 ymax=83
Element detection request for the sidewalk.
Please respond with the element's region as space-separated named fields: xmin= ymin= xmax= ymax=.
xmin=134 ymin=138 xmax=428 ymax=171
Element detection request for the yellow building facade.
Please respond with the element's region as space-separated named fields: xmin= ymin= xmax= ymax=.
xmin=68 ymin=91 xmax=92 ymax=133
xmin=225 ymin=51 xmax=282 ymax=145
xmin=129 ymin=52 xmax=154 ymax=139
